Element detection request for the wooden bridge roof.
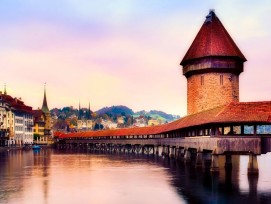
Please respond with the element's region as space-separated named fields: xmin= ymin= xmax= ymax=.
xmin=57 ymin=102 xmax=271 ymax=139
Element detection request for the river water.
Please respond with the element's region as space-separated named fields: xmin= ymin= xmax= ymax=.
xmin=0 ymin=149 xmax=271 ymax=204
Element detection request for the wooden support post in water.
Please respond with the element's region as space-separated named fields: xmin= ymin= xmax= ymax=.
xmin=175 ymin=147 xmax=179 ymax=159
xmin=184 ymin=148 xmax=191 ymax=163
xmin=210 ymin=149 xmax=219 ymax=173
xmin=170 ymin=146 xmax=175 ymax=158
xmin=225 ymin=154 xmax=232 ymax=170
xmin=248 ymin=154 xmax=259 ymax=175
xmin=166 ymin=146 xmax=170 ymax=157
xmin=161 ymin=145 xmax=165 ymax=156
xmin=155 ymin=146 xmax=159 ymax=155
xmin=162 ymin=145 xmax=169 ymax=157
xmin=179 ymin=147 xmax=185 ymax=162
xmin=195 ymin=148 xmax=203 ymax=168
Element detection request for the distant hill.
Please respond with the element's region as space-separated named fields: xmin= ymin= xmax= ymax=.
xmin=51 ymin=106 xmax=90 ymax=120
xmin=134 ymin=110 xmax=180 ymax=122
xmin=96 ymin=105 xmax=134 ymax=116
xmin=50 ymin=105 xmax=180 ymax=122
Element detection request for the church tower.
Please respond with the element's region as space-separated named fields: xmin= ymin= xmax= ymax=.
xmin=77 ymin=101 xmax=83 ymax=130
xmin=86 ymin=101 xmax=93 ymax=130
xmin=42 ymin=84 xmax=51 ymax=136
xmin=181 ymin=10 xmax=246 ymax=115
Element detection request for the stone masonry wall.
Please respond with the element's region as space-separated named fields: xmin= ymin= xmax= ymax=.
xmin=187 ymin=72 xmax=239 ymax=115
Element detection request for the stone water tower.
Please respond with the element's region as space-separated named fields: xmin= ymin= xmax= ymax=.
xmin=181 ymin=10 xmax=246 ymax=115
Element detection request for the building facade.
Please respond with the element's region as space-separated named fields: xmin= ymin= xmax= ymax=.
xmin=14 ymin=103 xmax=33 ymax=146
xmin=0 ymin=92 xmax=14 ymax=146
xmin=0 ymin=89 xmax=33 ymax=146
xmin=148 ymin=119 xmax=162 ymax=126
xmin=77 ymin=102 xmax=93 ymax=131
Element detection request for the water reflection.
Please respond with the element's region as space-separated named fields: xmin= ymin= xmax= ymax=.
xmin=158 ymin=154 xmax=271 ymax=204
xmin=0 ymin=149 xmax=52 ymax=204
xmin=0 ymin=150 xmax=271 ymax=203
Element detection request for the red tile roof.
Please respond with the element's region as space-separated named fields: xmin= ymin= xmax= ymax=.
xmin=181 ymin=10 xmax=246 ymax=65
xmin=161 ymin=102 xmax=271 ymax=133
xmin=33 ymin=109 xmax=46 ymax=124
xmin=1 ymin=94 xmax=33 ymax=113
xmin=57 ymin=102 xmax=271 ymax=139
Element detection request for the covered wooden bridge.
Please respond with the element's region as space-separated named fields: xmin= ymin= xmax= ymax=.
xmin=54 ymin=101 xmax=271 ymax=174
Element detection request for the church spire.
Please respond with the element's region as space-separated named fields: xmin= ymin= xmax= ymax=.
xmin=41 ymin=83 xmax=50 ymax=114
xmin=4 ymin=83 xmax=6 ymax=95
xmin=87 ymin=101 xmax=91 ymax=120
xmin=78 ymin=100 xmax=81 ymax=120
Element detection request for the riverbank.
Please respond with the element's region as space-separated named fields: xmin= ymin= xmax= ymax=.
xmin=0 ymin=146 xmax=22 ymax=152
xmin=0 ymin=145 xmax=53 ymax=152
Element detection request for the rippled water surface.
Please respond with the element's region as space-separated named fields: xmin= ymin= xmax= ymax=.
xmin=1 ymin=149 xmax=271 ymax=204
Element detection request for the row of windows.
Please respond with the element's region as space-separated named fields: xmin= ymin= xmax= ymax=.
xmin=35 ymin=128 xmax=45 ymax=133
xmin=15 ymin=134 xmax=33 ymax=139
xmin=65 ymin=134 xmax=164 ymax=140
xmin=200 ymin=75 xmax=226 ymax=86
xmin=15 ymin=119 xmax=33 ymax=123
xmin=15 ymin=119 xmax=24 ymax=124
xmin=15 ymin=126 xmax=24 ymax=131
xmin=61 ymin=124 xmax=271 ymax=141
xmin=0 ymin=113 xmax=14 ymax=118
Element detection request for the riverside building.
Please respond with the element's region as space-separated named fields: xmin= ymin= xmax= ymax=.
xmin=0 ymin=88 xmax=33 ymax=146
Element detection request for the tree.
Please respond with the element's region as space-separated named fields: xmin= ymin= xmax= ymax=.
xmin=92 ymin=112 xmax=97 ymax=119
xmin=94 ymin=123 xmax=104 ymax=130
xmin=34 ymin=134 xmax=39 ymax=141
xmin=53 ymin=119 xmax=68 ymax=130
xmin=102 ymin=114 xmax=110 ymax=120
xmin=126 ymin=117 xmax=132 ymax=126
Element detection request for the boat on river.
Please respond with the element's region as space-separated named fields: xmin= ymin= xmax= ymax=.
xmin=32 ymin=145 xmax=41 ymax=150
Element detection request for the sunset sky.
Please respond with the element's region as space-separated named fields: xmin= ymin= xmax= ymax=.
xmin=1 ymin=0 xmax=271 ymax=116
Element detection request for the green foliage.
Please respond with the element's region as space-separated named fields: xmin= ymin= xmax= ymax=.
xmin=33 ymin=134 xmax=39 ymax=141
xmin=51 ymin=106 xmax=92 ymax=120
xmin=50 ymin=105 xmax=180 ymax=127
xmin=134 ymin=110 xmax=180 ymax=122
xmin=96 ymin=105 xmax=134 ymax=116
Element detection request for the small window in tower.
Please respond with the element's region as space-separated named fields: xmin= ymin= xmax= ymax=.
xmin=220 ymin=75 xmax=223 ymax=85
xmin=201 ymin=76 xmax=204 ymax=85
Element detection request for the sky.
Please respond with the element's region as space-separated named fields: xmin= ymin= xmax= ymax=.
xmin=1 ymin=0 xmax=271 ymax=116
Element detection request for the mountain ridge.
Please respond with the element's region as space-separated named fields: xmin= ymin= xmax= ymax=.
xmin=51 ymin=105 xmax=180 ymax=122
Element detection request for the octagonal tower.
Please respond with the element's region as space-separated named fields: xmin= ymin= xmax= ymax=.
xmin=181 ymin=10 xmax=246 ymax=115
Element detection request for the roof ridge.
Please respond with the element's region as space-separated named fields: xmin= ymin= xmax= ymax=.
xmin=214 ymin=103 xmax=232 ymax=117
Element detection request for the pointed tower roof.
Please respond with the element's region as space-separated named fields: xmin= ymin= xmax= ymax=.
xmin=181 ymin=10 xmax=246 ymax=65
xmin=87 ymin=101 xmax=92 ymax=120
xmin=41 ymin=84 xmax=50 ymax=114
xmin=78 ymin=100 xmax=81 ymax=120
xmin=4 ymin=83 xmax=7 ymax=95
